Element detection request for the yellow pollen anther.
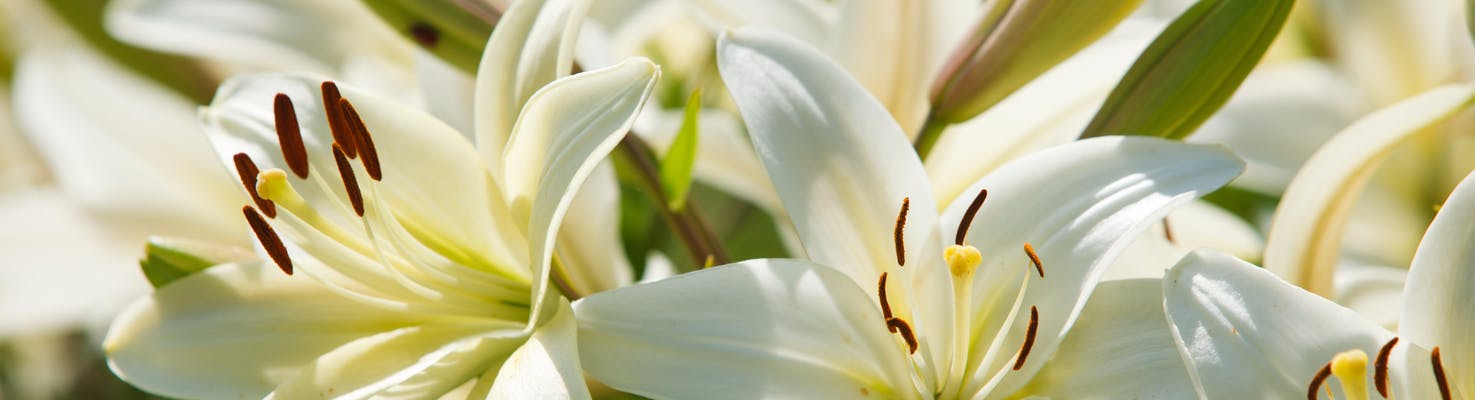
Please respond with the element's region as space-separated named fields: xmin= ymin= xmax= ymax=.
xmin=945 ymin=245 xmax=982 ymax=277
xmin=1331 ymin=349 xmax=1369 ymax=400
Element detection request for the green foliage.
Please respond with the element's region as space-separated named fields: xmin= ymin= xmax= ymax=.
xmin=1081 ymin=0 xmax=1296 ymax=140
xmin=660 ymin=89 xmax=701 ymax=211
xmin=43 ymin=0 xmax=216 ymax=103
xmin=360 ymin=0 xmax=497 ymax=73
xmin=138 ymin=237 xmax=252 ymax=288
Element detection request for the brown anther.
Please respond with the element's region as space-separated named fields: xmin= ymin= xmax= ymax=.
xmin=332 ymin=144 xmax=365 ymax=217
xmin=243 ymin=205 xmax=292 ymax=275
xmin=1014 ymin=306 xmax=1040 ymax=370
xmin=886 ymin=317 xmax=918 ymax=354
xmin=1023 ymin=242 xmax=1044 ymax=278
xmin=1162 ymin=218 xmax=1176 ymax=244
xmin=956 ymin=188 xmax=988 ymax=245
xmin=273 ymin=93 xmax=310 ymax=178
xmin=232 ymin=153 xmax=276 ymax=218
xmin=1432 ymin=346 xmax=1452 ymax=400
xmin=338 ymin=98 xmax=382 ymax=181
xmin=321 ymin=81 xmax=359 ymax=158
xmin=409 ymin=22 xmax=439 ymax=48
xmin=894 ymin=197 xmax=909 ymax=267
xmin=878 ymin=272 xmax=894 ymax=321
xmin=1307 ymin=362 xmax=1333 ymax=400
xmin=1375 ymin=337 xmax=1398 ymax=398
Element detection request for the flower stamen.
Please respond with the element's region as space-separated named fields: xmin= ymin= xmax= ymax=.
xmin=321 ymin=82 xmax=359 ymax=158
xmin=894 ymin=197 xmax=909 ymax=267
xmin=244 ymin=205 xmax=292 ymax=275
xmin=1375 ymin=337 xmax=1398 ymax=398
xmin=1013 ymin=305 xmax=1039 ymax=370
xmin=1432 ymin=347 xmax=1452 ymax=400
xmin=878 ymin=272 xmax=894 ymax=321
xmin=272 ymin=93 xmax=310 ymax=178
xmin=332 ymin=144 xmax=365 ymax=217
xmin=886 ymin=317 xmax=919 ymax=354
xmin=1308 ymin=362 xmax=1334 ymax=400
xmin=232 ymin=153 xmax=276 ymax=218
xmin=955 ymin=188 xmax=988 ymax=245
xmin=337 ymin=98 xmax=382 ymax=181
xmin=1330 ymin=349 xmax=1369 ymax=400
xmin=1023 ymin=242 xmax=1043 ymax=278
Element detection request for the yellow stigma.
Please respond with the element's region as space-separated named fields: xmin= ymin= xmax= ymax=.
xmin=1331 ymin=349 xmax=1369 ymax=400
xmin=256 ymin=169 xmax=306 ymax=209
xmin=945 ymin=245 xmax=982 ymax=277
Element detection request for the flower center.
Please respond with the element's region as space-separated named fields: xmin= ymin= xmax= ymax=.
xmin=1308 ymin=338 xmax=1454 ymax=400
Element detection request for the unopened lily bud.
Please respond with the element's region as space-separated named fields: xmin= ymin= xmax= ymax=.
xmin=138 ymin=236 xmax=256 ymax=288
xmin=361 ymin=0 xmax=501 ymax=72
xmin=929 ymin=0 xmax=1143 ymax=123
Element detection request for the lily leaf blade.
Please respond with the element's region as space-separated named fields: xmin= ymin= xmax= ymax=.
xmin=1080 ymin=0 xmax=1295 ymax=140
xmin=660 ymin=89 xmax=702 ymax=211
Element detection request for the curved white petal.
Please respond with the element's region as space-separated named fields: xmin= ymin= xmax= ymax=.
xmin=554 ymin=162 xmax=634 ymax=295
xmin=717 ymin=28 xmax=954 ymax=383
xmin=0 ymin=190 xmax=151 ymax=337
xmin=104 ymin=262 xmax=425 ymax=399
xmin=1187 ymin=61 xmax=1365 ymax=196
xmin=1401 ymin=170 xmax=1475 ymax=396
xmin=684 ymin=0 xmax=835 ymax=48
xmin=1319 ymin=0 xmax=1475 ymax=105
xmin=267 ymin=325 xmax=526 ymax=400
xmin=486 ymin=300 xmax=590 ymax=400
xmin=1332 ymin=258 xmax=1407 ymax=329
xmin=1163 ymin=250 xmax=1392 ymax=399
xmin=925 ymin=20 xmax=1160 ymax=207
xmin=1009 ymin=279 xmax=1195 ymax=399
xmin=504 ymin=59 xmax=658 ymax=325
xmin=13 ymin=41 xmax=244 ymax=245
xmin=829 ymin=0 xmax=937 ymax=135
xmin=574 ymin=259 xmax=916 ymax=399
xmin=1263 ymin=83 xmax=1475 ymax=296
xmin=474 ymin=0 xmax=592 ymax=169
xmin=105 ymin=0 xmax=412 ymax=76
xmin=1107 ymin=200 xmax=1265 ymax=281
xmin=942 ymin=137 xmax=1243 ymax=396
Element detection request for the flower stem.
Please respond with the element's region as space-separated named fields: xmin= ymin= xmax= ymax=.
xmin=912 ymin=113 xmax=950 ymax=161
xmin=615 ymin=134 xmax=731 ymax=267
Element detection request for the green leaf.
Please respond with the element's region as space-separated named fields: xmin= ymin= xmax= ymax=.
xmin=360 ymin=0 xmax=499 ymax=73
xmin=660 ymin=89 xmax=702 ymax=211
xmin=138 ymin=237 xmax=253 ymax=288
xmin=1080 ymin=0 xmax=1295 ymax=140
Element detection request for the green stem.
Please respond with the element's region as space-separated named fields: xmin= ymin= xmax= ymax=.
xmin=912 ymin=113 xmax=951 ymax=161
xmin=614 ymin=135 xmax=731 ymax=267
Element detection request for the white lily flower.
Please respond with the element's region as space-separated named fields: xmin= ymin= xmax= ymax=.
xmin=1163 ymin=167 xmax=1475 ymax=399
xmin=103 ymin=0 xmax=660 ymax=397
xmin=572 ymin=27 xmax=1243 ymax=399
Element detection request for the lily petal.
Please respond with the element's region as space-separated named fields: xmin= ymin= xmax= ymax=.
xmin=104 ymin=262 xmax=426 ymax=399
xmin=828 ymin=0 xmax=936 ymax=135
xmin=486 ymin=300 xmax=590 ymax=400
xmin=1010 ymin=278 xmax=1195 ymax=399
xmin=553 ymin=162 xmax=634 ymax=295
xmin=105 ymin=0 xmax=412 ymax=79
xmin=684 ymin=0 xmax=835 ymax=48
xmin=267 ymin=324 xmax=526 ymax=400
xmin=924 ymin=20 xmax=1160 ymax=206
xmin=502 ymin=59 xmax=658 ymax=325
xmin=1401 ymin=169 xmax=1475 ymax=396
xmin=574 ymin=259 xmax=915 ymax=399
xmin=717 ymin=28 xmax=954 ymax=383
xmin=1163 ymin=249 xmax=1392 ymax=399
xmin=1263 ymin=83 xmax=1475 ymax=296
xmin=943 ymin=136 xmax=1242 ymax=396
xmin=474 ymin=0 xmax=592 ymax=170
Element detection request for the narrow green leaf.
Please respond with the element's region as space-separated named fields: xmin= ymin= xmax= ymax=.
xmin=138 ymin=237 xmax=253 ymax=288
xmin=1081 ymin=0 xmax=1295 ymax=140
xmin=660 ymin=89 xmax=702 ymax=211
xmin=360 ymin=0 xmax=499 ymax=73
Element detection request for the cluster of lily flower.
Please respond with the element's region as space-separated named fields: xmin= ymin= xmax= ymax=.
xmin=0 ymin=0 xmax=1471 ymax=399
